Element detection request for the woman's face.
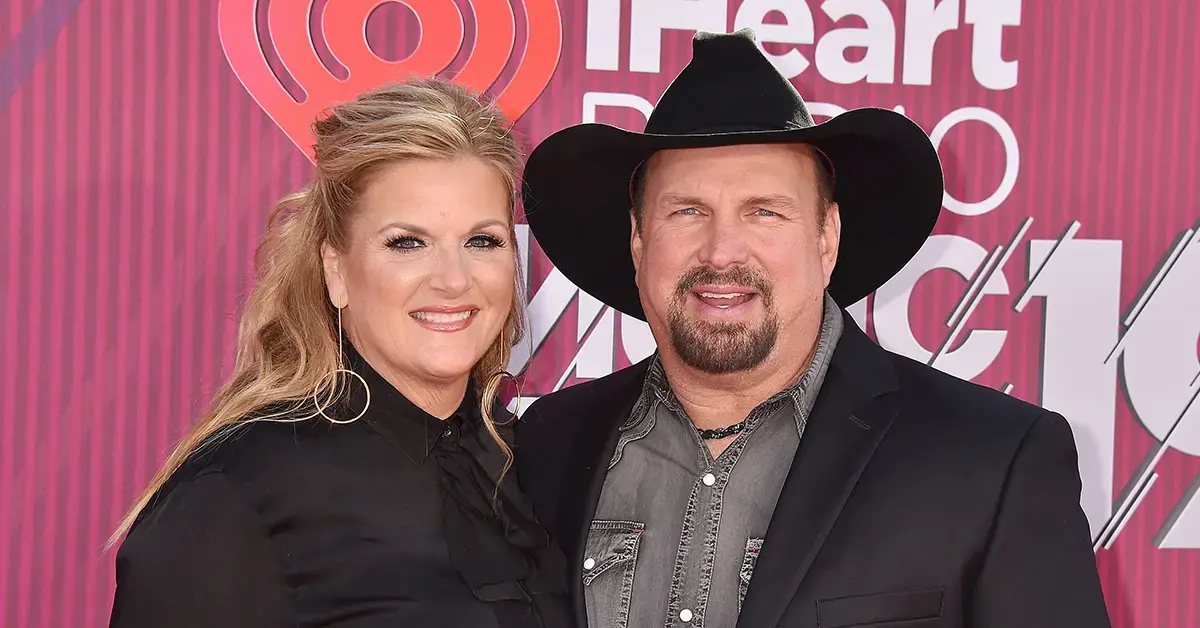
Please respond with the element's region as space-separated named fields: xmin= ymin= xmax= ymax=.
xmin=322 ymin=157 xmax=516 ymax=390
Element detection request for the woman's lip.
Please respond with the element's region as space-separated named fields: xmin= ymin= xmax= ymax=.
xmin=410 ymin=309 xmax=478 ymax=332
xmin=411 ymin=304 xmax=478 ymax=314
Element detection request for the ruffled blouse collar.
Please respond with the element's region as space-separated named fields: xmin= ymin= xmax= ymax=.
xmin=334 ymin=342 xmax=572 ymax=628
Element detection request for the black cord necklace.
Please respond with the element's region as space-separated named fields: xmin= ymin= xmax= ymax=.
xmin=697 ymin=420 xmax=747 ymax=440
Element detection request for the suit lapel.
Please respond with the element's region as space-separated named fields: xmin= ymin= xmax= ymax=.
xmin=556 ymin=359 xmax=650 ymax=627
xmin=737 ymin=317 xmax=900 ymax=628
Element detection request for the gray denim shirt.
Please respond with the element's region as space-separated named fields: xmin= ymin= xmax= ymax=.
xmin=583 ymin=294 xmax=844 ymax=628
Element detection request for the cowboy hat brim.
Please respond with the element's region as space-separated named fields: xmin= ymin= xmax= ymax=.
xmin=521 ymin=106 xmax=944 ymax=321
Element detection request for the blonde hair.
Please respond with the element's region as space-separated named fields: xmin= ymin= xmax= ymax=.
xmin=108 ymin=77 xmax=527 ymax=548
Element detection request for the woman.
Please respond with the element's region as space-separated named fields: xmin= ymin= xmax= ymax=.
xmin=107 ymin=78 xmax=572 ymax=628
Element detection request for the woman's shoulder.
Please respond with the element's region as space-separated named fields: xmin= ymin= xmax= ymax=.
xmin=122 ymin=410 xmax=332 ymax=537
xmin=152 ymin=407 xmax=331 ymax=494
xmin=200 ymin=406 xmax=341 ymax=470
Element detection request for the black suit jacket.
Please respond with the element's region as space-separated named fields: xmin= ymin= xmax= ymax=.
xmin=515 ymin=311 xmax=1111 ymax=628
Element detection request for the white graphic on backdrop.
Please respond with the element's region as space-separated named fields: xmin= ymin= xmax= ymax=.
xmin=586 ymin=0 xmax=1021 ymax=89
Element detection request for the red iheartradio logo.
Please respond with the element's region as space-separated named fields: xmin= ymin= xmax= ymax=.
xmin=218 ymin=0 xmax=563 ymax=162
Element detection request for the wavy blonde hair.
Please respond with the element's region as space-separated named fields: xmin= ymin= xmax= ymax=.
xmin=108 ymin=77 xmax=527 ymax=548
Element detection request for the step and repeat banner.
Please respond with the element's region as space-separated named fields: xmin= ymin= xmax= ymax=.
xmin=1 ymin=0 xmax=1197 ymax=625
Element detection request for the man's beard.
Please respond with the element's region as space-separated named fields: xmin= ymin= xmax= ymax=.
xmin=666 ymin=266 xmax=778 ymax=374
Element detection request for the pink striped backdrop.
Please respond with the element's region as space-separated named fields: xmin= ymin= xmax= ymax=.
xmin=2 ymin=0 xmax=1197 ymax=626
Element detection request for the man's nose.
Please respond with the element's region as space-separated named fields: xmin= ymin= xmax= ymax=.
xmin=696 ymin=213 xmax=751 ymax=269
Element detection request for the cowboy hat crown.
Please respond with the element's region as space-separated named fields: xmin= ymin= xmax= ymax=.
xmin=522 ymin=28 xmax=945 ymax=320
xmin=647 ymin=29 xmax=819 ymax=136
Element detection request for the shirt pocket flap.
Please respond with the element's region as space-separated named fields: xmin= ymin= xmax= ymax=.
xmin=817 ymin=588 xmax=945 ymax=628
xmin=582 ymin=520 xmax=644 ymax=586
xmin=739 ymin=537 xmax=764 ymax=586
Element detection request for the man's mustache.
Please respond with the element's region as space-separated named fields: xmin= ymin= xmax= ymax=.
xmin=675 ymin=266 xmax=774 ymax=303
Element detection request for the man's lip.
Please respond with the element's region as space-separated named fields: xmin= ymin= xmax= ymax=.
xmin=690 ymin=285 xmax=757 ymax=296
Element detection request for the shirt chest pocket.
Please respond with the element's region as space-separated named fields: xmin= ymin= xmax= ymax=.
xmin=582 ymin=520 xmax=645 ymax=628
xmin=738 ymin=537 xmax=763 ymax=612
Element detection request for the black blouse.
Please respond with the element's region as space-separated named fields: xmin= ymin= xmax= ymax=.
xmin=109 ymin=345 xmax=573 ymax=628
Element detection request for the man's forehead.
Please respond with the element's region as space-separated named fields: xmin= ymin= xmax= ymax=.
xmin=647 ymin=142 xmax=819 ymax=176
xmin=644 ymin=143 xmax=821 ymax=196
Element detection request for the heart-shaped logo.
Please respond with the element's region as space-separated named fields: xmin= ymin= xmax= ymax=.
xmin=218 ymin=0 xmax=562 ymax=163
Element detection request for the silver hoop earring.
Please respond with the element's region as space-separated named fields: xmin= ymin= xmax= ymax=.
xmin=312 ymin=306 xmax=370 ymax=424
xmin=489 ymin=370 xmax=521 ymax=424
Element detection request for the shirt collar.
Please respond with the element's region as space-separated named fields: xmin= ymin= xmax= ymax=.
xmin=336 ymin=342 xmax=479 ymax=466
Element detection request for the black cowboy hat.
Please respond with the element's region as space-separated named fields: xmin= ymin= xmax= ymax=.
xmin=522 ymin=28 xmax=944 ymax=320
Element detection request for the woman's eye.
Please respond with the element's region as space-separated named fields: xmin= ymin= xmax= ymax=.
xmin=466 ymin=234 xmax=503 ymax=248
xmin=386 ymin=236 xmax=424 ymax=250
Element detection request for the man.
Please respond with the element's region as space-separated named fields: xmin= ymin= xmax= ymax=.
xmin=516 ymin=29 xmax=1110 ymax=628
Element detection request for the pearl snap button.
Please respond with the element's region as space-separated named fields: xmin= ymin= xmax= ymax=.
xmin=583 ymin=557 xmax=596 ymax=570
xmin=702 ymin=473 xmax=716 ymax=486
xmin=679 ymin=608 xmax=693 ymax=622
